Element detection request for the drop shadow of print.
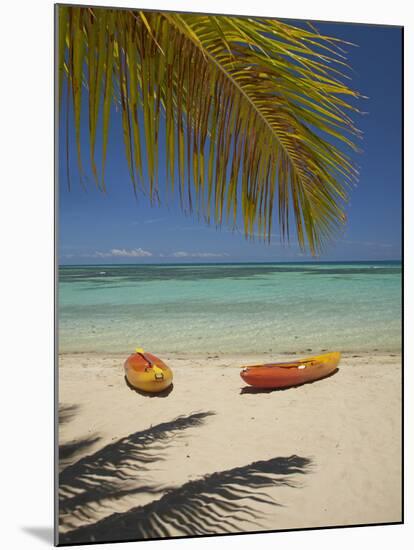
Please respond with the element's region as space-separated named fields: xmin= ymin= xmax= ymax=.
xmin=21 ymin=526 xmax=54 ymax=544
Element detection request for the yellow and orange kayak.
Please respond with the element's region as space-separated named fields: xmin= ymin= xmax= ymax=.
xmin=240 ymin=352 xmax=340 ymax=389
xmin=124 ymin=348 xmax=173 ymax=393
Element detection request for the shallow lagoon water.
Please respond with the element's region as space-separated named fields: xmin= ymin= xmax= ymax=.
xmin=58 ymin=262 xmax=402 ymax=354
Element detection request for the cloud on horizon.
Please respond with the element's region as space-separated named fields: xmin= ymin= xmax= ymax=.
xmin=94 ymin=248 xmax=153 ymax=258
xmin=60 ymin=248 xmax=231 ymax=260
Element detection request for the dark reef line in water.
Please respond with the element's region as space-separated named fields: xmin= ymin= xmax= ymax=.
xmin=59 ymin=263 xmax=402 ymax=284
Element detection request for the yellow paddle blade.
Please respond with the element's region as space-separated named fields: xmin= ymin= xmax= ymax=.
xmin=135 ymin=347 xmax=145 ymax=354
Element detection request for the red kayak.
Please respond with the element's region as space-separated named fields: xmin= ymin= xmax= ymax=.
xmin=240 ymin=352 xmax=340 ymax=389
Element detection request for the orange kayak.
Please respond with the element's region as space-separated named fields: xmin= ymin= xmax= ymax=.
xmin=124 ymin=348 xmax=173 ymax=393
xmin=240 ymin=352 xmax=341 ymax=389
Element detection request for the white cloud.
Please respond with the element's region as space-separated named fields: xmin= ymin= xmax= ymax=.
xmin=171 ymin=251 xmax=229 ymax=258
xmin=94 ymin=248 xmax=153 ymax=258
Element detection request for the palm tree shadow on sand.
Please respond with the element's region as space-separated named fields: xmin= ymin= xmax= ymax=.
xmin=124 ymin=375 xmax=174 ymax=397
xmin=58 ymin=404 xmax=102 ymax=471
xmin=59 ymin=412 xmax=215 ymax=531
xmin=59 ymin=435 xmax=102 ymax=465
xmin=60 ymin=454 xmax=312 ymax=544
xmin=58 ymin=408 xmax=312 ymax=544
xmin=59 ymin=404 xmax=79 ymax=425
xmin=240 ymin=368 xmax=339 ymax=395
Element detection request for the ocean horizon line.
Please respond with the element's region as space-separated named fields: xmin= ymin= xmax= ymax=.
xmin=59 ymin=258 xmax=402 ymax=268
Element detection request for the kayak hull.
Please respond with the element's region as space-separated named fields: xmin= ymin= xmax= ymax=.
xmin=240 ymin=352 xmax=341 ymax=389
xmin=124 ymin=352 xmax=173 ymax=393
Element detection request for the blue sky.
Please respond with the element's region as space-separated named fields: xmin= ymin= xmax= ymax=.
xmin=59 ymin=18 xmax=402 ymax=264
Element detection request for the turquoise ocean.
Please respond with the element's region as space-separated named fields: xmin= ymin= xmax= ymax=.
xmin=58 ymin=262 xmax=402 ymax=355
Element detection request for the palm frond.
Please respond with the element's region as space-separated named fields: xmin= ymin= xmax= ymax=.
xmin=58 ymin=6 xmax=362 ymax=254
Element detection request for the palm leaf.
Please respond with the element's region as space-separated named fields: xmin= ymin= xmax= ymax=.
xmin=58 ymin=6 xmax=362 ymax=254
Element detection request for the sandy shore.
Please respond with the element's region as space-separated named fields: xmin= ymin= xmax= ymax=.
xmin=58 ymin=351 xmax=402 ymax=543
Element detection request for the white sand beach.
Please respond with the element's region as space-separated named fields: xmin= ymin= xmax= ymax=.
xmin=58 ymin=351 xmax=402 ymax=543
